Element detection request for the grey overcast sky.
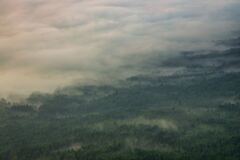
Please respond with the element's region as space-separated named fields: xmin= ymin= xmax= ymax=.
xmin=0 ymin=0 xmax=240 ymax=97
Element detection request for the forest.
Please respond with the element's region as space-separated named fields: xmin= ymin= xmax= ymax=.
xmin=0 ymin=70 xmax=240 ymax=160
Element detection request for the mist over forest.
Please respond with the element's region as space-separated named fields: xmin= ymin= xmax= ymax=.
xmin=0 ymin=0 xmax=240 ymax=160
xmin=1 ymin=36 xmax=240 ymax=159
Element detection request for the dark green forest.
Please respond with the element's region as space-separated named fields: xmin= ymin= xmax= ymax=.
xmin=0 ymin=70 xmax=240 ymax=160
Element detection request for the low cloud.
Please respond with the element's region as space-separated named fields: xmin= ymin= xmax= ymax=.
xmin=0 ymin=0 xmax=240 ymax=97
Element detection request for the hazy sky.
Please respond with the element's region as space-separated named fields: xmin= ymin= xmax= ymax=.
xmin=0 ymin=0 xmax=240 ymax=97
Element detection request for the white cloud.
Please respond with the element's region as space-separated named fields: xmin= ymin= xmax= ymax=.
xmin=0 ymin=0 xmax=239 ymax=96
